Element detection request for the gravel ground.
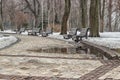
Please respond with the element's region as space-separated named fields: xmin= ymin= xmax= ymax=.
xmin=0 ymin=34 xmax=119 ymax=80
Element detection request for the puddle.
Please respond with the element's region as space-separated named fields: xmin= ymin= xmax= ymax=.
xmin=27 ymin=46 xmax=108 ymax=60
xmin=20 ymin=67 xmax=29 ymax=70
xmin=28 ymin=47 xmax=84 ymax=54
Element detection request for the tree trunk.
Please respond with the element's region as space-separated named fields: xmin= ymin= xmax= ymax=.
xmin=108 ymin=0 xmax=112 ymax=32
xmin=24 ymin=0 xmax=40 ymax=28
xmin=80 ymin=0 xmax=88 ymax=28
xmin=33 ymin=0 xmax=37 ymax=28
xmin=100 ymin=0 xmax=105 ymax=32
xmin=61 ymin=0 xmax=71 ymax=34
xmin=89 ymin=0 xmax=100 ymax=37
xmin=54 ymin=0 xmax=60 ymax=24
xmin=0 ymin=0 xmax=3 ymax=31
xmin=34 ymin=15 xmax=39 ymax=28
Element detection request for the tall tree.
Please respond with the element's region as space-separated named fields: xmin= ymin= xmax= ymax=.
xmin=0 ymin=0 xmax=3 ymax=31
xmin=80 ymin=0 xmax=88 ymax=28
xmin=113 ymin=0 xmax=120 ymax=31
xmin=108 ymin=0 xmax=112 ymax=32
xmin=100 ymin=0 xmax=105 ymax=32
xmin=61 ymin=0 xmax=71 ymax=34
xmin=89 ymin=0 xmax=100 ymax=37
xmin=54 ymin=0 xmax=60 ymax=24
xmin=24 ymin=0 xmax=41 ymax=28
xmin=6 ymin=0 xmax=16 ymax=29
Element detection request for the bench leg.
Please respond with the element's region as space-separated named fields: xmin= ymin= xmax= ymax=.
xmin=35 ymin=32 xmax=37 ymax=36
xmin=75 ymin=36 xmax=79 ymax=42
xmin=42 ymin=33 xmax=48 ymax=37
xmin=80 ymin=37 xmax=82 ymax=41
xmin=19 ymin=32 xmax=22 ymax=34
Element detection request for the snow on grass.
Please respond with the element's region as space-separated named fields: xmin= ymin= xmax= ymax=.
xmin=0 ymin=30 xmax=16 ymax=34
xmin=85 ymin=32 xmax=120 ymax=49
xmin=85 ymin=37 xmax=120 ymax=49
xmin=49 ymin=32 xmax=120 ymax=49
xmin=0 ymin=35 xmax=18 ymax=49
xmin=1 ymin=30 xmax=120 ymax=49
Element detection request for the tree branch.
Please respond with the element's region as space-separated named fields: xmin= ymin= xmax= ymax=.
xmin=24 ymin=0 xmax=36 ymax=16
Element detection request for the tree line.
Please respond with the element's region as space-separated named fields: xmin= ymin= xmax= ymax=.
xmin=0 ymin=0 xmax=120 ymax=37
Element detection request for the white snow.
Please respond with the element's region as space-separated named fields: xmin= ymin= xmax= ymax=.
xmin=100 ymin=32 xmax=120 ymax=38
xmin=48 ymin=32 xmax=73 ymax=42
xmin=85 ymin=38 xmax=120 ymax=49
xmin=1 ymin=30 xmax=120 ymax=49
xmin=49 ymin=32 xmax=120 ymax=49
xmin=85 ymin=32 xmax=120 ymax=49
xmin=0 ymin=35 xmax=18 ymax=49
xmin=0 ymin=30 xmax=16 ymax=34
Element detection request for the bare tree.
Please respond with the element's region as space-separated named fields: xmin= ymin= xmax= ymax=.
xmin=113 ymin=0 xmax=120 ymax=31
xmin=89 ymin=0 xmax=100 ymax=37
xmin=108 ymin=0 xmax=112 ymax=31
xmin=0 ymin=0 xmax=119 ymax=33
xmin=80 ymin=0 xmax=88 ymax=28
xmin=6 ymin=0 xmax=16 ymax=29
xmin=24 ymin=0 xmax=41 ymax=28
xmin=61 ymin=0 xmax=71 ymax=34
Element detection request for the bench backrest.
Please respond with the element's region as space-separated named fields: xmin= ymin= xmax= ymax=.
xmin=46 ymin=27 xmax=52 ymax=34
xmin=19 ymin=28 xmax=26 ymax=32
xmin=69 ymin=28 xmax=77 ymax=35
xmin=32 ymin=28 xmax=41 ymax=33
xmin=79 ymin=27 xmax=90 ymax=36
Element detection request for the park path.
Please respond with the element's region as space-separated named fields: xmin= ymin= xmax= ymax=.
xmin=0 ymin=35 xmax=77 ymax=56
xmin=0 ymin=34 xmax=90 ymax=58
xmin=0 ymin=34 xmax=119 ymax=80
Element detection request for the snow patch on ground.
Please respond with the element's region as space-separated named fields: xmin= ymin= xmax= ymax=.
xmin=1 ymin=30 xmax=120 ymax=49
xmin=49 ymin=32 xmax=120 ymax=49
xmin=100 ymin=32 xmax=120 ymax=38
xmin=0 ymin=35 xmax=18 ymax=49
xmin=48 ymin=32 xmax=73 ymax=42
xmin=85 ymin=38 xmax=120 ymax=49
xmin=0 ymin=30 xmax=16 ymax=34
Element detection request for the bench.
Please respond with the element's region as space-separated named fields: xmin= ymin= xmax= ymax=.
xmin=63 ymin=28 xmax=78 ymax=39
xmin=72 ymin=27 xmax=90 ymax=42
xmin=41 ymin=27 xmax=53 ymax=37
xmin=28 ymin=28 xmax=41 ymax=36
xmin=17 ymin=28 xmax=26 ymax=34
